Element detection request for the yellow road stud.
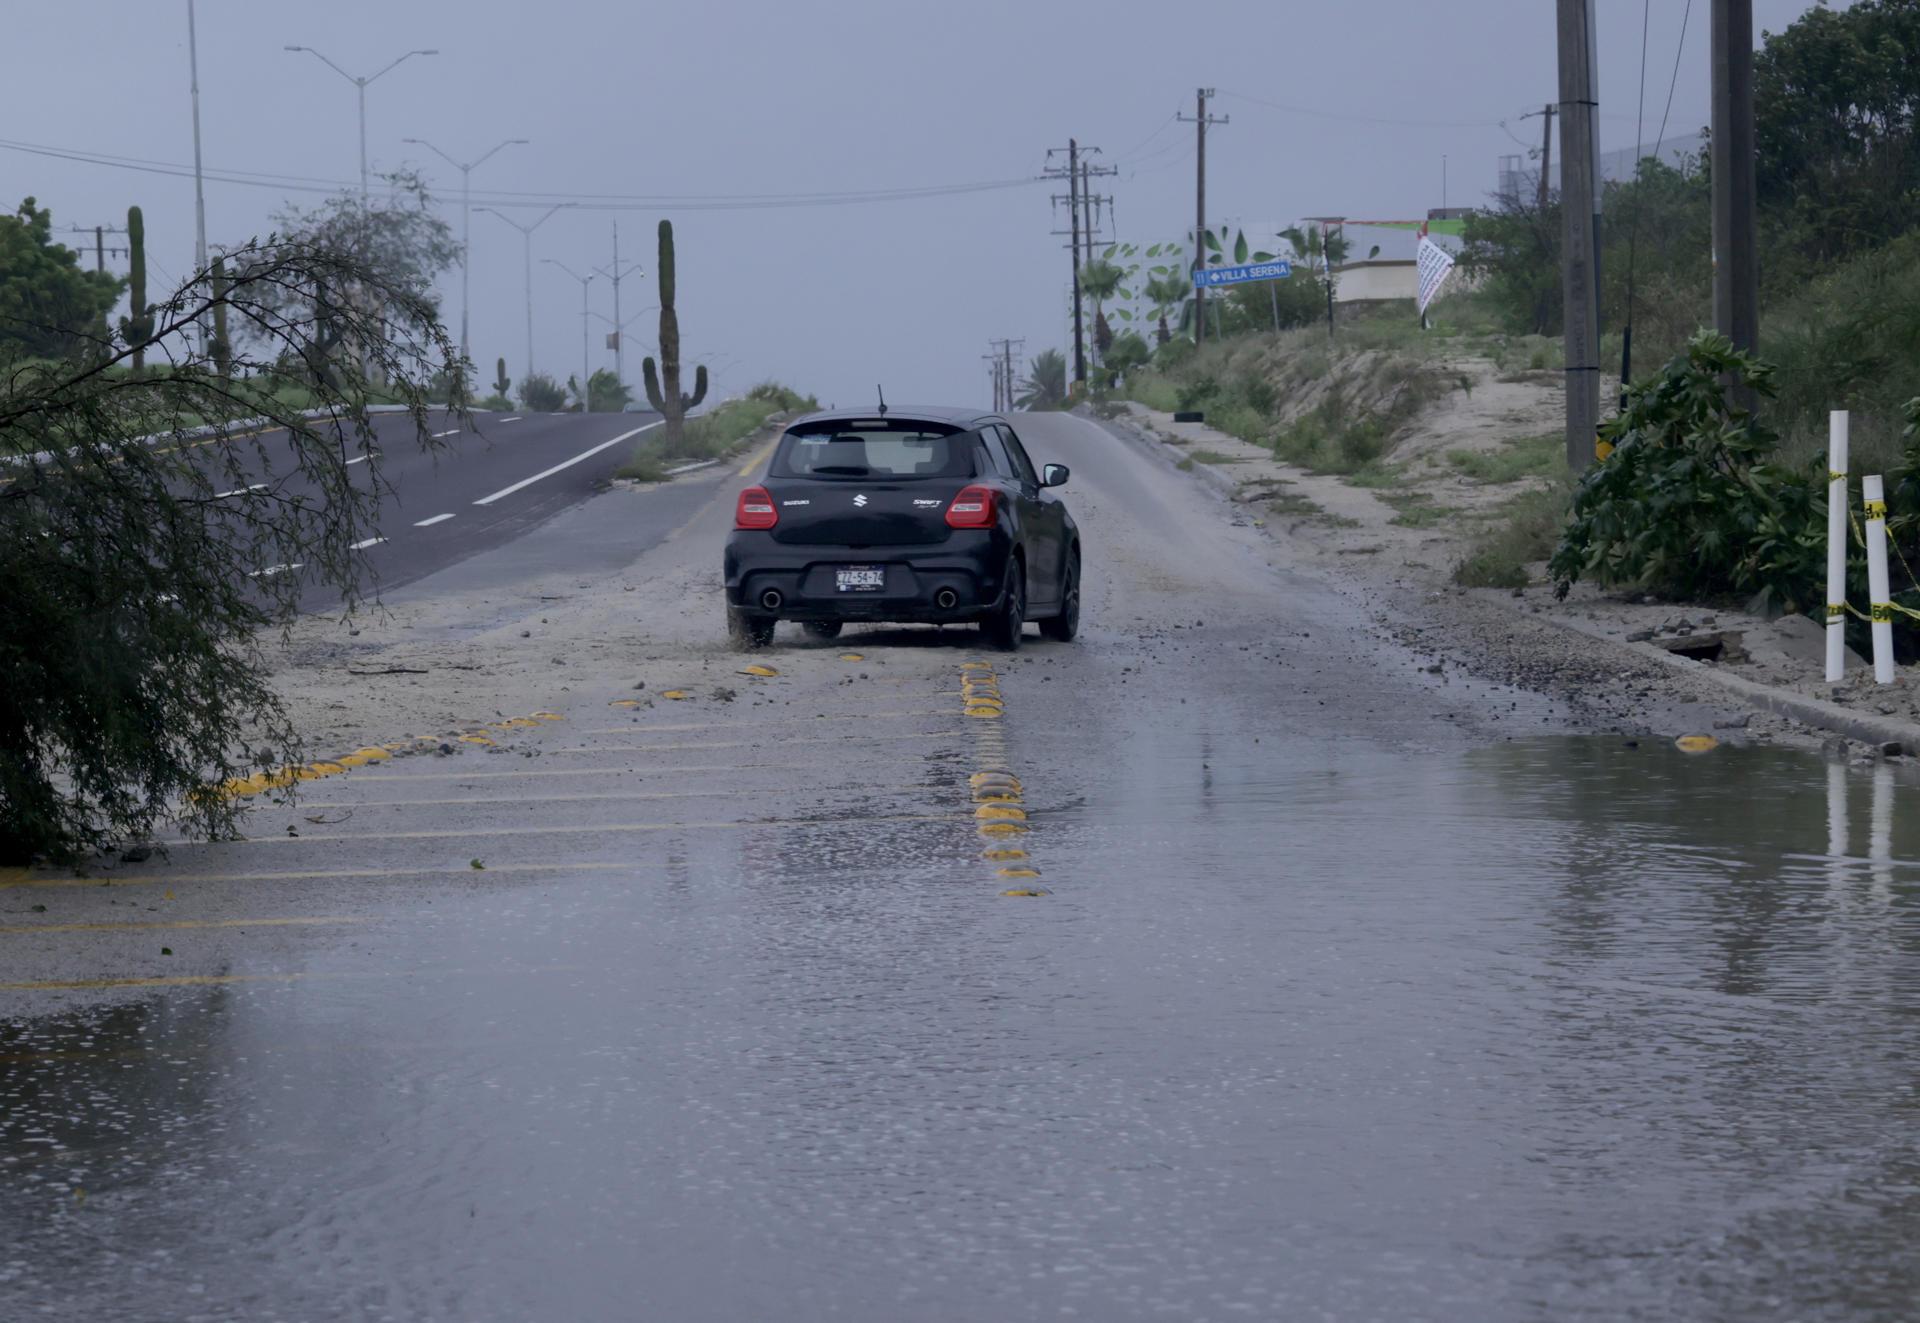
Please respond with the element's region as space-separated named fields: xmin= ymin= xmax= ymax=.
xmin=1000 ymin=888 xmax=1050 ymax=898
xmin=978 ymin=822 xmax=1028 ymax=838
xmin=740 ymin=664 xmax=779 ymax=677
xmin=352 ymin=747 xmax=392 ymax=761
xmin=975 ymin=804 xmax=1027 ymax=821
xmin=960 ymin=661 xmax=994 ymax=672
xmin=838 ymin=653 xmax=866 ymax=662
xmin=996 ymin=867 xmax=1041 ymax=879
xmin=981 ymin=847 xmax=1028 ymax=861
xmin=1675 ymin=734 xmax=1719 ymax=754
xmin=458 ymin=735 xmax=495 ymax=746
xmin=660 ymin=690 xmax=691 ymax=700
xmin=532 ymin=712 xmax=565 ymax=721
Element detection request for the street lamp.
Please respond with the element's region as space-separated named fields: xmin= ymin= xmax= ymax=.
xmin=403 ymin=136 xmax=528 ymax=362
xmin=543 ymin=258 xmax=596 ymax=413
xmin=283 ymin=44 xmax=438 ymax=199
xmin=477 ymin=205 xmax=569 ymax=385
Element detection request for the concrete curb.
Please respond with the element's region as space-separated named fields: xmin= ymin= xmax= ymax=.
xmin=1532 ymin=608 xmax=1920 ymax=750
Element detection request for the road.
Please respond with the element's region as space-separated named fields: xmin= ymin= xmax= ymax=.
xmin=5 ymin=411 xmax=1920 ymax=1320
xmin=192 ymin=407 xmax=672 ymax=609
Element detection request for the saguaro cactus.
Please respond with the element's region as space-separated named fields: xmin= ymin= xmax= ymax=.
xmin=641 ymin=219 xmax=707 ymax=450
xmin=494 ymin=356 xmax=511 ymax=398
xmin=122 ymin=205 xmax=153 ymax=373
xmin=210 ymin=255 xmax=231 ymax=380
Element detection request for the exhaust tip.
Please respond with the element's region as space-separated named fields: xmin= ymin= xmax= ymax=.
xmin=935 ymin=588 xmax=958 ymax=610
xmin=759 ymin=589 xmax=783 ymax=612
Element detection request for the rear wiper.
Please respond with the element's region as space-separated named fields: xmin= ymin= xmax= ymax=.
xmin=808 ymin=465 xmax=871 ymax=475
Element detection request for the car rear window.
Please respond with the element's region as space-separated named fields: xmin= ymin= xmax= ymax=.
xmin=773 ymin=420 xmax=974 ymax=480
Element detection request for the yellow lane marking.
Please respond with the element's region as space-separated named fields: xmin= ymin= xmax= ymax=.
xmin=0 ymin=916 xmax=364 ymax=937
xmin=289 ymin=787 xmax=810 ymax=810
xmin=577 ymin=709 xmax=946 ymax=735
xmin=0 ymin=964 xmax=586 ymax=993
xmin=340 ymin=756 xmax=937 ymax=783
xmin=1000 ymin=889 xmax=1050 ymax=898
xmin=0 ymin=861 xmax=675 ymax=890
xmin=541 ymin=730 xmax=964 ymax=755
xmin=160 ymin=814 xmax=968 ymax=846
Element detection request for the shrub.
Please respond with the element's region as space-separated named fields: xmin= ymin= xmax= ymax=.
xmin=1549 ymin=333 xmax=1823 ymax=611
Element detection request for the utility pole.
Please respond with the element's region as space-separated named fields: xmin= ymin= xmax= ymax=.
xmin=1712 ymin=0 xmax=1759 ymax=365
xmin=1557 ymin=0 xmax=1601 ymax=471
xmin=543 ymin=259 xmax=596 ymax=411
xmin=1043 ymin=141 xmax=1086 ymax=388
xmin=65 ymin=224 xmax=127 ymax=272
xmin=594 ymin=219 xmax=645 ymax=388
xmin=988 ymin=338 xmax=1024 ymax=411
xmin=1522 ymin=103 xmax=1557 ymax=211
xmin=404 ymin=137 xmax=527 ymax=365
xmin=1179 ymin=88 xmax=1227 ymax=345
xmin=984 ymin=350 xmax=1005 ymax=410
xmin=478 ymin=205 xmax=569 ymax=383
xmin=285 ymin=44 xmax=439 ymax=200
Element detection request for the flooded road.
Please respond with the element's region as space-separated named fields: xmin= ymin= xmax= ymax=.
xmin=5 ymin=413 xmax=1918 ymax=1321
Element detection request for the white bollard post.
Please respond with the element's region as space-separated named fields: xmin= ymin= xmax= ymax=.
xmin=1826 ymin=412 xmax=1849 ymax=682
xmin=1863 ymin=474 xmax=1896 ymax=685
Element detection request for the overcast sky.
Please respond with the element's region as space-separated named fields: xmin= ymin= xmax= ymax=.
xmin=4 ymin=0 xmax=1828 ymax=408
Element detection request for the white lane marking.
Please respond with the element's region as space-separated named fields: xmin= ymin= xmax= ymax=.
xmin=666 ymin=458 xmax=718 ymax=476
xmin=472 ymin=421 xmax=664 ymax=506
xmin=431 ymin=428 xmax=461 ymax=439
xmin=350 ymin=536 xmax=387 ymax=551
xmin=345 ymin=453 xmax=375 ymax=466
xmin=214 ymin=483 xmax=267 ymax=498
xmin=414 ymin=513 xmax=455 ymax=527
xmin=498 ymin=416 xmax=523 ymax=423
xmin=248 ymin=563 xmax=305 ymax=578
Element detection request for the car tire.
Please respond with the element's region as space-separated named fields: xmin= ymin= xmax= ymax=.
xmin=1039 ymin=551 xmax=1080 ymax=643
xmin=982 ymin=559 xmax=1025 ymax=652
xmin=802 ymin=621 xmax=843 ymax=640
xmin=727 ymin=606 xmax=776 ymax=649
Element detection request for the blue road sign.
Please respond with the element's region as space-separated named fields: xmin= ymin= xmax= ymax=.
xmin=1191 ymin=259 xmax=1293 ymax=289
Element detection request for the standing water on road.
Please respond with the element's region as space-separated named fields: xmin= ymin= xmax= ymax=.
xmin=4 ymin=730 xmax=1918 ymax=1321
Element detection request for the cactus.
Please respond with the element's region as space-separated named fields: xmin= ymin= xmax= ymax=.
xmin=494 ymin=356 xmax=511 ymax=398
xmin=122 ymin=205 xmax=153 ymax=373
xmin=640 ymin=219 xmax=707 ymax=450
xmin=210 ymin=255 xmax=231 ymax=380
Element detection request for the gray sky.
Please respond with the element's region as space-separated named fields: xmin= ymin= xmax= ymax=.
xmin=4 ymin=1 xmax=1826 ymax=407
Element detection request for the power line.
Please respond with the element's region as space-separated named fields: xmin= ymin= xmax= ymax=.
xmin=0 ymin=135 xmax=1049 ymax=212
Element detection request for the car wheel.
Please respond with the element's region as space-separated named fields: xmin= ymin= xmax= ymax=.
xmin=1039 ymin=551 xmax=1080 ymax=643
xmin=727 ymin=606 xmax=776 ymax=649
xmin=982 ymin=559 xmax=1025 ymax=652
xmin=802 ymin=621 xmax=843 ymax=640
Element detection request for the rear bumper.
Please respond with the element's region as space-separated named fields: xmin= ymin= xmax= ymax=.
xmin=724 ymin=530 xmax=1006 ymax=623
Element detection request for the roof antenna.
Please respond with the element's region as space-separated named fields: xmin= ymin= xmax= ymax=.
xmin=876 ymin=384 xmax=888 ymax=417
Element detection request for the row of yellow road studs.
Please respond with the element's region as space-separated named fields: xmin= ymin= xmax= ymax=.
xmin=207 ymin=711 xmax=567 ymax=801
xmin=959 ymin=661 xmax=1047 ymax=897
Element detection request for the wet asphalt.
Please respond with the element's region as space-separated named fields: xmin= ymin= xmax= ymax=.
xmin=5 ymin=412 xmax=1920 ymax=1321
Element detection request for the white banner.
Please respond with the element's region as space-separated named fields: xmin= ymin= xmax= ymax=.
xmin=1416 ymin=236 xmax=1456 ymax=315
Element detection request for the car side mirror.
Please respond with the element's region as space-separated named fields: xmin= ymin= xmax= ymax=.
xmin=1042 ymin=463 xmax=1070 ymax=488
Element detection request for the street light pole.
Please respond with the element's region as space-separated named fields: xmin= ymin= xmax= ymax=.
xmin=403 ymin=136 xmax=528 ymax=363
xmin=544 ymin=259 xmax=596 ymax=412
xmin=186 ymin=0 xmax=208 ymax=281
xmin=477 ymin=205 xmax=568 ymax=385
xmin=283 ymin=44 xmax=439 ymax=199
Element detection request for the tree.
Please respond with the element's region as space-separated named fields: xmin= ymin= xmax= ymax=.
xmin=262 ymin=170 xmax=459 ymax=386
xmin=518 ymin=371 xmax=566 ymax=412
xmin=1278 ymin=223 xmax=1351 ymax=272
xmin=0 ymin=238 xmax=460 ymax=863
xmin=1101 ymin=331 xmax=1150 ymax=386
xmin=1755 ymin=0 xmax=1920 ymax=268
xmin=1081 ymin=259 xmax=1125 ymax=362
xmin=0 ymin=198 xmax=123 ymax=360
xmin=1014 ymin=349 xmax=1068 ymax=410
xmin=1143 ymin=273 xmax=1190 ymax=347
xmin=588 ymin=368 xmax=632 ymax=412
xmin=1223 ymin=269 xmax=1331 ymax=334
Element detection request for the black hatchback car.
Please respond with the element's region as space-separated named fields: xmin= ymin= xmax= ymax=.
xmin=723 ymin=406 xmax=1079 ymax=651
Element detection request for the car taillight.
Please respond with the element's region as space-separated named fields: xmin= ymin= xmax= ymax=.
xmin=945 ymin=485 xmax=996 ymax=529
xmin=735 ymin=485 xmax=778 ymax=530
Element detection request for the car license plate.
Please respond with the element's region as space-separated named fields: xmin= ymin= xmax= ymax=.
xmin=835 ymin=566 xmax=885 ymax=593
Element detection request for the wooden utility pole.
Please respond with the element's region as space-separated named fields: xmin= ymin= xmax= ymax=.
xmin=1537 ymin=103 xmax=1555 ymax=211
xmin=1180 ymin=89 xmax=1227 ymax=345
xmin=1711 ymin=0 xmax=1759 ymax=362
xmin=1557 ymin=0 xmax=1601 ymax=471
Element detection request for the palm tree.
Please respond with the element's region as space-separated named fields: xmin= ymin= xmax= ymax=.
xmin=1079 ymin=260 xmax=1125 ymax=362
xmin=1014 ymin=349 xmax=1068 ymax=410
xmin=1279 ymin=223 xmax=1351 ymax=271
xmin=1143 ymin=273 xmax=1190 ymax=346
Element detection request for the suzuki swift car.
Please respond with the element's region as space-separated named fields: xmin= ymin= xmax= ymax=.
xmin=723 ymin=406 xmax=1080 ymax=651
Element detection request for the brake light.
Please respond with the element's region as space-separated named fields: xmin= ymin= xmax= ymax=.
xmin=735 ymin=485 xmax=778 ymax=530
xmin=945 ymin=484 xmax=996 ymax=529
